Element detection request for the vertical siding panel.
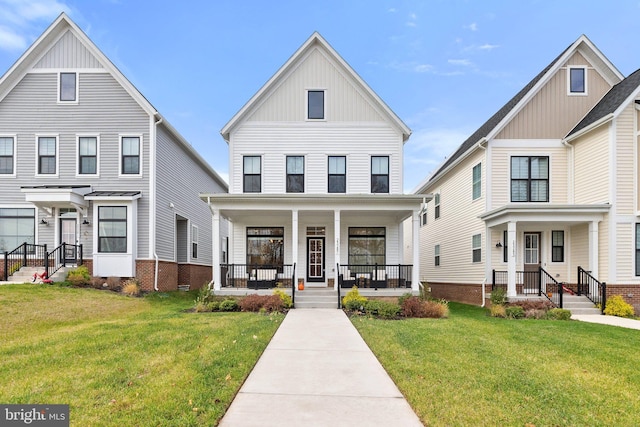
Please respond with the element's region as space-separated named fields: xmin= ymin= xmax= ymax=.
xmin=34 ymin=31 xmax=103 ymax=69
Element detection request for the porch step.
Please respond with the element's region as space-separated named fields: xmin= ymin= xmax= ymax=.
xmin=294 ymin=288 xmax=338 ymax=309
xmin=9 ymin=266 xmax=70 ymax=283
xmin=563 ymin=295 xmax=601 ymax=315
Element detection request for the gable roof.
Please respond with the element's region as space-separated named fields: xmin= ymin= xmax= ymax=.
xmin=415 ymin=35 xmax=623 ymax=193
xmin=566 ymin=68 xmax=640 ymax=139
xmin=0 ymin=13 xmax=227 ymax=190
xmin=220 ymin=32 xmax=411 ymax=142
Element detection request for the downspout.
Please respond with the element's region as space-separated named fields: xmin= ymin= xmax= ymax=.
xmin=481 ymin=278 xmax=487 ymax=307
xmin=152 ymin=114 xmax=163 ymax=291
xmin=207 ymin=195 xmax=215 ymax=289
xmin=476 ymin=138 xmax=490 ymax=294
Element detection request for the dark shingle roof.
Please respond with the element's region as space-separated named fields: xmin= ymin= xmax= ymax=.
xmin=85 ymin=191 xmax=141 ymax=197
xmin=426 ymin=44 xmax=571 ymax=186
xmin=567 ymin=68 xmax=640 ymax=137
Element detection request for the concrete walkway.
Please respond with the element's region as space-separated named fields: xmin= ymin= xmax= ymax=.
xmin=219 ymin=309 xmax=423 ymax=427
xmin=571 ymin=314 xmax=640 ymax=330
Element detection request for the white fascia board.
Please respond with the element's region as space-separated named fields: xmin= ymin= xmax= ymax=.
xmin=564 ymin=114 xmax=614 ymax=143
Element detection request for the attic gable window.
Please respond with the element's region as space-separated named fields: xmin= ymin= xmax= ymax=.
xmin=59 ymin=72 xmax=77 ymax=102
xmin=307 ymin=90 xmax=325 ymax=120
xmin=568 ymin=67 xmax=586 ymax=95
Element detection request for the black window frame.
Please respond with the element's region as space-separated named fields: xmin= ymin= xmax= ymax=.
xmin=246 ymin=227 xmax=284 ymax=266
xmin=510 ymin=156 xmax=549 ymax=202
xmin=472 ymin=234 xmax=481 ymax=263
xmin=472 ymin=163 xmax=481 ymax=200
xmin=286 ymin=156 xmax=304 ymax=193
xmin=0 ymin=136 xmax=14 ymax=175
xmin=569 ymin=67 xmax=586 ymax=94
xmin=243 ymin=156 xmax=262 ymax=193
xmin=38 ymin=136 xmax=56 ymax=175
xmin=328 ymin=155 xmax=346 ymax=193
xmin=348 ymin=227 xmax=386 ymax=267
xmin=78 ymin=136 xmax=97 ymax=175
xmin=307 ymin=90 xmax=325 ymax=120
xmin=551 ymin=230 xmax=565 ymax=263
xmin=59 ymin=72 xmax=77 ymax=102
xmin=371 ymin=156 xmax=389 ymax=193
xmin=121 ymin=136 xmax=140 ymax=175
xmin=97 ymin=206 xmax=127 ymax=253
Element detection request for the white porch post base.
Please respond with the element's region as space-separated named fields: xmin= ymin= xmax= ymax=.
xmin=507 ymin=221 xmax=517 ymax=298
xmin=212 ymin=209 xmax=221 ymax=291
xmin=334 ymin=210 xmax=340 ymax=290
xmin=412 ymin=209 xmax=420 ymax=292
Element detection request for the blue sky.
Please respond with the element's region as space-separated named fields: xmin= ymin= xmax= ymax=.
xmin=0 ymin=0 xmax=639 ymax=192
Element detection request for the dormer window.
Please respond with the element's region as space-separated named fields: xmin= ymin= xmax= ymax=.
xmin=59 ymin=72 xmax=77 ymax=102
xmin=568 ymin=67 xmax=586 ymax=95
xmin=307 ymin=90 xmax=325 ymax=119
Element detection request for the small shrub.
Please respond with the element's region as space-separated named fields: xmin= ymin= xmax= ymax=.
xmin=490 ymin=288 xmax=507 ymax=306
xmin=219 ymin=299 xmax=238 ymax=312
xmin=121 ymin=279 xmax=141 ymax=297
xmin=423 ymin=300 xmax=449 ymax=318
xmin=490 ymin=305 xmax=506 ymax=318
xmin=262 ymin=295 xmax=284 ymax=313
xmin=512 ymin=300 xmax=553 ymax=311
xmin=546 ymin=308 xmax=572 ymax=320
xmin=106 ymin=276 xmax=121 ymax=291
xmin=419 ymin=283 xmax=431 ymax=300
xmin=525 ymin=309 xmax=547 ymax=319
xmin=194 ymin=284 xmax=215 ymax=305
xmin=401 ymin=296 xmax=426 ymax=317
xmin=505 ymin=305 xmax=525 ymax=319
xmin=365 ymin=300 xmax=400 ymax=319
xmin=603 ymin=295 xmax=635 ymax=318
xmin=66 ymin=265 xmax=91 ymax=286
xmin=398 ymin=292 xmax=413 ymax=307
xmin=273 ymin=289 xmax=293 ymax=308
xmin=239 ymin=294 xmax=266 ymax=312
xmin=90 ymin=276 xmax=105 ymax=289
xmin=207 ymin=301 xmax=220 ymax=311
xmin=342 ymin=286 xmax=368 ymax=311
xmin=194 ymin=302 xmax=211 ymax=313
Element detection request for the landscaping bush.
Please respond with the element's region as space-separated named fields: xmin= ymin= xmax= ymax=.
xmin=262 ymin=295 xmax=284 ymax=312
xmin=273 ymin=289 xmax=293 ymax=308
xmin=219 ymin=299 xmax=238 ymax=312
xmin=121 ymin=279 xmax=141 ymax=297
xmin=524 ymin=309 xmax=548 ymax=319
xmin=490 ymin=304 xmax=506 ymax=318
xmin=66 ymin=265 xmax=91 ymax=286
xmin=490 ymin=288 xmax=507 ymax=306
xmin=546 ymin=308 xmax=572 ymax=320
xmin=603 ymin=295 xmax=635 ymax=318
xmin=194 ymin=301 xmax=211 ymax=313
xmin=398 ymin=292 xmax=414 ymax=307
xmin=401 ymin=296 xmax=425 ymax=317
xmin=511 ymin=300 xmax=554 ymax=311
xmin=505 ymin=305 xmax=525 ymax=319
xmin=365 ymin=300 xmax=400 ymax=319
xmin=90 ymin=276 xmax=105 ymax=289
xmin=400 ymin=296 xmax=448 ymax=318
xmin=422 ymin=300 xmax=449 ymax=318
xmin=342 ymin=286 xmax=368 ymax=311
xmin=207 ymin=301 xmax=220 ymax=312
xmin=105 ymin=276 xmax=121 ymax=291
xmin=239 ymin=294 xmax=265 ymax=312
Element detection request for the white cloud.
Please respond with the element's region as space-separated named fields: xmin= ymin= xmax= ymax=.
xmin=414 ymin=64 xmax=432 ymax=73
xmin=0 ymin=0 xmax=70 ymax=51
xmin=479 ymin=43 xmax=499 ymax=51
xmin=466 ymin=22 xmax=478 ymax=31
xmin=406 ymin=12 xmax=417 ymax=27
xmin=388 ymin=7 xmax=396 ymax=13
xmin=448 ymin=59 xmax=473 ymax=67
xmin=0 ymin=25 xmax=26 ymax=50
xmin=389 ymin=60 xmax=433 ymax=73
xmin=462 ymin=43 xmax=500 ymax=53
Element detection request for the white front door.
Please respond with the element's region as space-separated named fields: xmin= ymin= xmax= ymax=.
xmin=60 ymin=218 xmax=77 ymax=262
xmin=307 ymin=237 xmax=325 ymax=282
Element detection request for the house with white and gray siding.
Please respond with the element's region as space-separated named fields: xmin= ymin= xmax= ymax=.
xmin=0 ymin=13 xmax=227 ymax=290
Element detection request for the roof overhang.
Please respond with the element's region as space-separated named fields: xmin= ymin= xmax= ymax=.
xmin=84 ymin=191 xmax=142 ymax=201
xmin=479 ymin=203 xmax=610 ymax=228
xmin=21 ymin=185 xmax=92 ymax=216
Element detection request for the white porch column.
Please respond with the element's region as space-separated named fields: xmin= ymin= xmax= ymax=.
xmin=334 ymin=210 xmax=341 ymax=290
xmin=412 ymin=209 xmax=420 ymax=292
xmin=292 ymin=209 xmax=299 ymax=286
xmin=212 ymin=209 xmax=221 ymax=291
xmin=507 ymin=221 xmax=517 ymax=297
xmin=589 ymin=220 xmax=599 ymax=279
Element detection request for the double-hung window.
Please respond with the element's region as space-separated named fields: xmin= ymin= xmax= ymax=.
xmin=121 ymin=137 xmax=140 ymax=175
xmin=434 ymin=193 xmax=441 ymax=219
xmin=78 ymin=136 xmax=98 ymax=175
xmin=286 ymin=156 xmax=304 ymax=193
xmin=307 ymin=90 xmax=325 ymax=119
xmin=371 ymin=156 xmax=389 ymax=193
xmin=98 ymin=206 xmax=127 ymax=253
xmin=38 ymin=136 xmax=57 ymax=175
xmin=434 ymin=244 xmax=440 ymax=267
xmin=569 ymin=67 xmax=586 ymax=94
xmin=328 ymin=156 xmax=346 ymax=193
xmin=552 ymin=230 xmax=564 ymax=262
xmin=0 ymin=137 xmax=14 ymax=175
xmin=59 ymin=72 xmax=77 ymax=102
xmin=243 ymin=156 xmax=261 ymax=193
xmin=472 ymin=234 xmax=481 ymax=263
xmin=192 ymin=225 xmax=198 ymax=259
xmin=472 ymin=163 xmax=481 ymax=200
xmin=511 ymin=156 xmax=549 ymax=202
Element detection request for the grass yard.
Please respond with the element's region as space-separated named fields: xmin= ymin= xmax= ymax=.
xmin=0 ymin=284 xmax=282 ymax=426
xmin=353 ymin=302 xmax=640 ymax=426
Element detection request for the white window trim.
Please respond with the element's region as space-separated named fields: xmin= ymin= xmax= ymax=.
xmin=118 ymin=134 xmax=143 ymax=178
xmin=76 ymin=134 xmax=100 ymax=177
xmin=472 ymin=233 xmax=482 ymax=263
xmin=434 ymin=244 xmax=441 ymax=267
xmin=191 ymin=224 xmax=199 ymax=260
xmin=567 ymin=65 xmax=588 ymax=96
xmin=434 ymin=192 xmax=441 ymax=219
xmin=305 ymin=89 xmax=327 ymax=121
xmin=35 ymin=134 xmax=59 ymax=177
xmin=0 ymin=134 xmax=17 ymax=177
xmin=0 ymin=204 xmax=38 ymax=252
xmin=472 ymin=162 xmax=482 ymax=201
xmin=57 ymin=71 xmax=79 ymax=104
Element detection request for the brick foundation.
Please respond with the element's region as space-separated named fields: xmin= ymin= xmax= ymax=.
xmin=429 ymin=282 xmax=484 ymax=305
xmin=178 ymin=263 xmax=212 ymax=290
xmin=605 ymin=284 xmax=640 ymax=313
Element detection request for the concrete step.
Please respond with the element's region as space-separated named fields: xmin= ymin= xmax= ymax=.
xmin=568 ymin=307 xmax=602 ymax=315
xmin=561 ymin=295 xmax=601 ymax=316
xmin=294 ymin=289 xmax=339 ymax=309
xmin=9 ymin=266 xmax=69 ymax=283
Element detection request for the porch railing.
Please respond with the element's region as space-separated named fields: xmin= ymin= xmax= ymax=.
xmin=220 ymin=264 xmax=296 ymax=290
xmin=577 ymin=266 xmax=606 ymax=314
xmin=336 ymin=264 xmax=412 ymax=290
xmin=337 ymin=263 xmax=342 ymax=309
xmin=46 ymin=243 xmax=83 ymax=279
xmin=492 ymin=267 xmax=563 ymax=307
xmin=3 ymin=242 xmax=47 ymax=281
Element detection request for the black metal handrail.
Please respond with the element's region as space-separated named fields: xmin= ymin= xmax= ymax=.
xmin=539 ymin=267 xmax=562 ymax=307
xmin=337 ymin=263 xmax=342 ymax=309
xmin=492 ymin=268 xmax=562 ymax=307
xmin=291 ymin=263 xmax=296 ymax=307
xmin=577 ymin=266 xmax=606 ymax=314
xmin=336 ymin=264 xmax=412 ymax=289
xmin=221 ymin=264 xmax=296 ymax=290
xmin=45 ymin=243 xmax=83 ymax=279
xmin=3 ymin=242 xmax=47 ymax=281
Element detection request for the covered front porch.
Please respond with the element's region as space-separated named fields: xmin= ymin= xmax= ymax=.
xmin=201 ymin=194 xmax=426 ymax=293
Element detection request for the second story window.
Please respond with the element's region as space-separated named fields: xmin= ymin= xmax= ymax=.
xmin=243 ymin=156 xmax=261 ymax=193
xmin=38 ymin=136 xmax=56 ymax=175
xmin=121 ymin=137 xmax=140 ymax=175
xmin=569 ymin=67 xmax=586 ymax=94
xmin=511 ymin=156 xmax=549 ymax=202
xmin=0 ymin=137 xmax=14 ymax=175
xmin=59 ymin=72 xmax=77 ymax=102
xmin=328 ymin=156 xmax=346 ymax=193
xmin=307 ymin=90 xmax=325 ymax=119
xmin=286 ymin=156 xmax=304 ymax=193
xmin=472 ymin=163 xmax=481 ymax=200
xmin=78 ymin=136 xmax=98 ymax=175
xmin=434 ymin=193 xmax=440 ymax=219
xmin=371 ymin=156 xmax=389 ymax=193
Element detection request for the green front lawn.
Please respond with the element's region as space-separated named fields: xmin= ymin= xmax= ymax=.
xmin=353 ymin=302 xmax=640 ymax=426
xmin=0 ymin=285 xmax=282 ymax=426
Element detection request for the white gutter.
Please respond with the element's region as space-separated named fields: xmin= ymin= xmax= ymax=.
xmin=564 ymin=113 xmax=614 ymax=143
xmin=206 ymin=195 xmax=215 ymax=290
xmin=151 ymin=114 xmax=163 ymax=291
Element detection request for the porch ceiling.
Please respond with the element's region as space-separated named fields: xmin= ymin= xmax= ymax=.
xmin=479 ymin=203 xmax=611 ymax=228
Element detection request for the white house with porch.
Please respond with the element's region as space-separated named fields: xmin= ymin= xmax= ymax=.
xmin=202 ymin=32 xmax=426 ymax=297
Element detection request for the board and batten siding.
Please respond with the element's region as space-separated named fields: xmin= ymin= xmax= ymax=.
xmin=573 ymin=125 xmax=609 ymax=204
xmin=420 ymin=150 xmax=486 ymax=284
xmin=247 ymin=47 xmax=384 ymax=123
xmin=490 ymin=143 xmax=568 ymax=209
xmin=155 ymin=125 xmax=227 ymax=264
xmin=34 ymin=30 xmax=103 ymax=69
xmin=496 ymin=52 xmax=612 ymax=140
xmin=230 ymin=124 xmax=403 ymax=194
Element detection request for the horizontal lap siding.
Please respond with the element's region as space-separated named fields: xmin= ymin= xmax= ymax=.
xmin=616 ymin=106 xmax=635 ymax=214
xmin=569 ymin=224 xmax=588 ymax=283
xmin=573 ymin=125 xmax=609 ymax=204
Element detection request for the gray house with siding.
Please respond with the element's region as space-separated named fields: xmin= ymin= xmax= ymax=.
xmin=0 ymin=13 xmax=227 ymax=290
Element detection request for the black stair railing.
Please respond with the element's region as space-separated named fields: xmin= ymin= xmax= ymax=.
xmin=577 ymin=266 xmax=606 ymax=314
xmin=3 ymin=242 xmax=47 ymax=281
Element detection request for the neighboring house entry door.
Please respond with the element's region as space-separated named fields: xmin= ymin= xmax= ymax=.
xmin=60 ymin=218 xmax=77 ymax=263
xmin=523 ymin=232 xmax=540 ymax=293
xmin=307 ymin=237 xmax=325 ymax=282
